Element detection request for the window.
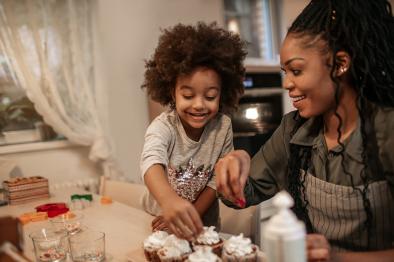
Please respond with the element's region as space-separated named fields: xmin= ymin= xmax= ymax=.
xmin=223 ymin=0 xmax=280 ymax=64
xmin=0 ymin=53 xmax=60 ymax=146
xmin=0 ymin=0 xmax=95 ymax=147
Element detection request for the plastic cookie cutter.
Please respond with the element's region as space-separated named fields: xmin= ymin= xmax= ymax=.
xmin=35 ymin=203 xmax=69 ymax=218
xmin=70 ymin=194 xmax=93 ymax=202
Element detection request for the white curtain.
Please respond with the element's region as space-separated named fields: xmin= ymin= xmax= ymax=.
xmin=0 ymin=0 xmax=122 ymax=178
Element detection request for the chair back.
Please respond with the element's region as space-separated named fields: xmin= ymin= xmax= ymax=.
xmin=219 ymin=201 xmax=257 ymax=238
xmin=99 ymin=177 xmax=146 ymax=210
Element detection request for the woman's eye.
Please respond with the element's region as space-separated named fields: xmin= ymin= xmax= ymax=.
xmin=292 ymin=70 xmax=301 ymax=76
xmin=183 ymin=95 xmax=193 ymax=99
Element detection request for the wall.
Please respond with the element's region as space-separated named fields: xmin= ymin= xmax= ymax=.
xmin=278 ymin=0 xmax=308 ymax=41
xmin=97 ymin=0 xmax=224 ymax=182
xmin=277 ymin=0 xmax=309 ymax=114
xmin=0 ymin=142 xmax=100 ymax=190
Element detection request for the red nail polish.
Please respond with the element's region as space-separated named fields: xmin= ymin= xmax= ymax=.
xmin=236 ymin=198 xmax=246 ymax=208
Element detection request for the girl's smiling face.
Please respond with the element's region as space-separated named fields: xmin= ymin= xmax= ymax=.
xmin=280 ymin=34 xmax=337 ymax=118
xmin=174 ymin=67 xmax=221 ymax=141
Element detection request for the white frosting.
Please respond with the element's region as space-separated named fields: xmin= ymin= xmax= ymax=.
xmin=159 ymin=246 xmax=184 ymax=258
xmin=188 ymin=246 xmax=219 ymax=262
xmin=143 ymin=231 xmax=169 ymax=249
xmin=223 ymin=234 xmax=253 ymax=256
xmin=195 ymin=226 xmax=220 ymax=245
xmin=162 ymin=234 xmax=191 ymax=254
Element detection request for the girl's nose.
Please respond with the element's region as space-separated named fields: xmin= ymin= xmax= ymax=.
xmin=193 ymin=97 xmax=204 ymax=110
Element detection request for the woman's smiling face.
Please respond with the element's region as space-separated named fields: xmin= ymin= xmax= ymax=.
xmin=280 ymin=34 xmax=337 ymax=118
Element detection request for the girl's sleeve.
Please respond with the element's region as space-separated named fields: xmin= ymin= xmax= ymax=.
xmin=243 ymin=114 xmax=291 ymax=207
xmin=140 ymin=118 xmax=173 ymax=181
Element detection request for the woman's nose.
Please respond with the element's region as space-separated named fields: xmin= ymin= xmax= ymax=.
xmin=282 ymin=75 xmax=294 ymax=90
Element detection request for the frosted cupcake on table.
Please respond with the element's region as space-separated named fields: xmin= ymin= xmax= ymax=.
xmin=222 ymin=234 xmax=258 ymax=262
xmin=192 ymin=226 xmax=223 ymax=257
xmin=143 ymin=230 xmax=169 ymax=262
xmin=157 ymin=234 xmax=192 ymax=262
xmin=186 ymin=246 xmax=221 ymax=262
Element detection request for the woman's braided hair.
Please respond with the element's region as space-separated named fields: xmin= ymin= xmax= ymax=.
xmin=142 ymin=22 xmax=247 ymax=114
xmin=286 ymin=0 xmax=394 ymax=250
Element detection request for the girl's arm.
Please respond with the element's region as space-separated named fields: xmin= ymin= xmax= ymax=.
xmin=150 ymin=181 xmax=216 ymax=233
xmin=144 ymin=164 xmax=203 ymax=240
xmin=193 ymin=186 xmax=217 ymax=217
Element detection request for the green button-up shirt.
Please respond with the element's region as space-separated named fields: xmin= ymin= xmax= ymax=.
xmin=245 ymin=107 xmax=394 ymax=204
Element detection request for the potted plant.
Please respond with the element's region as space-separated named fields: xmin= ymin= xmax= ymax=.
xmin=0 ymin=96 xmax=44 ymax=144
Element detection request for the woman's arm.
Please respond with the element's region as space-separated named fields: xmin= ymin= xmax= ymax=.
xmin=307 ymin=234 xmax=394 ymax=262
xmin=144 ymin=164 xmax=203 ymax=240
xmin=334 ymin=249 xmax=394 ymax=262
xmin=215 ymin=113 xmax=294 ymax=207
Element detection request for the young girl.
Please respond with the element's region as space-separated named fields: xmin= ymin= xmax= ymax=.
xmin=215 ymin=0 xmax=394 ymax=260
xmin=140 ymin=22 xmax=246 ymax=240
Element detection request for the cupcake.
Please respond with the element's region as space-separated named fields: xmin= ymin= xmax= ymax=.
xmin=143 ymin=231 xmax=169 ymax=262
xmin=192 ymin=226 xmax=223 ymax=257
xmin=186 ymin=246 xmax=221 ymax=262
xmin=157 ymin=234 xmax=192 ymax=262
xmin=222 ymin=234 xmax=258 ymax=262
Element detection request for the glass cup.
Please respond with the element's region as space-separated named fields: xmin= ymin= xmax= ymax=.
xmin=50 ymin=212 xmax=84 ymax=235
xmin=29 ymin=228 xmax=68 ymax=262
xmin=69 ymin=230 xmax=105 ymax=262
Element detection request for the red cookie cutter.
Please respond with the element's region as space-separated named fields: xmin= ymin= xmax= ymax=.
xmin=35 ymin=203 xmax=69 ymax=218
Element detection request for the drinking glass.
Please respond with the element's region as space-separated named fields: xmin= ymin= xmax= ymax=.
xmin=29 ymin=228 xmax=68 ymax=262
xmin=69 ymin=230 xmax=105 ymax=262
xmin=50 ymin=212 xmax=84 ymax=235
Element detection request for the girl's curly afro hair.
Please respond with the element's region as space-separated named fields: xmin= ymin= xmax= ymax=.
xmin=141 ymin=22 xmax=247 ymax=113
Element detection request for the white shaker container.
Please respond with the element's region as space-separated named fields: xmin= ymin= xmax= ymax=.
xmin=263 ymin=191 xmax=306 ymax=262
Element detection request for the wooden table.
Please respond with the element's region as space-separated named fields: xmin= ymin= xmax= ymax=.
xmin=0 ymin=187 xmax=152 ymax=261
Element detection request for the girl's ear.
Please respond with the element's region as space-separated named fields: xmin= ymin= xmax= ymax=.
xmin=335 ymin=51 xmax=351 ymax=77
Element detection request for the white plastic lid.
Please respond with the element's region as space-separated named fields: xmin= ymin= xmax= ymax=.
xmin=264 ymin=191 xmax=305 ymax=240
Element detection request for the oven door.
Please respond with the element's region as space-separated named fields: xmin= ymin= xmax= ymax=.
xmin=231 ymin=94 xmax=283 ymax=156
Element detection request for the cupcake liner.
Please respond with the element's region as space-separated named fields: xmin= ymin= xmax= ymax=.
xmin=221 ymin=244 xmax=258 ymax=262
xmin=157 ymin=251 xmax=190 ymax=262
xmin=192 ymin=239 xmax=223 ymax=257
xmin=144 ymin=249 xmax=161 ymax=262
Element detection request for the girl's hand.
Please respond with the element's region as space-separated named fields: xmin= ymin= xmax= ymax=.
xmin=161 ymin=195 xmax=203 ymax=241
xmin=215 ymin=150 xmax=250 ymax=207
xmin=306 ymin=234 xmax=331 ymax=262
xmin=151 ymin=216 xmax=170 ymax=232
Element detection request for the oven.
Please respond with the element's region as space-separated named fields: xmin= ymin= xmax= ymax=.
xmin=231 ymin=71 xmax=284 ymax=157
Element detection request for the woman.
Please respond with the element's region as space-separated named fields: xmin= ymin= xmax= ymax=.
xmin=215 ymin=0 xmax=394 ymax=261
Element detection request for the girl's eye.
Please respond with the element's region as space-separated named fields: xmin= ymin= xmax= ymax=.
xmin=183 ymin=95 xmax=193 ymax=99
xmin=205 ymin=96 xmax=217 ymax=101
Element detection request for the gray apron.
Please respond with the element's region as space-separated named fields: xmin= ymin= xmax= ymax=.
xmin=302 ymin=172 xmax=394 ymax=251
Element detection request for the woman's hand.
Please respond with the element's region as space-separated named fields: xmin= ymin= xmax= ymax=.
xmin=215 ymin=150 xmax=251 ymax=207
xmin=306 ymin=234 xmax=331 ymax=262
xmin=160 ymin=195 xmax=203 ymax=241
